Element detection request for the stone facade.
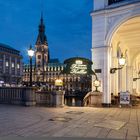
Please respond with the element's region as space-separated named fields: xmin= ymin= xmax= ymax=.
xmin=23 ymin=16 xmax=91 ymax=106
xmin=0 ymin=87 xmax=65 ymax=107
xmin=0 ymin=43 xmax=22 ymax=86
xmin=91 ymin=0 xmax=140 ymax=105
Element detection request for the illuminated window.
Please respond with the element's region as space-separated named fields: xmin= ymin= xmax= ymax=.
xmin=17 ymin=64 xmax=20 ymax=69
xmin=12 ymin=62 xmax=15 ymax=68
xmin=6 ymin=61 xmax=9 ymax=67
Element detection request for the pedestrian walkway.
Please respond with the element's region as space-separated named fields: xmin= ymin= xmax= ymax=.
xmin=0 ymin=105 xmax=140 ymax=140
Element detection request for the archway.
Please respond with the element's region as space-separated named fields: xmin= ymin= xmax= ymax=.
xmin=109 ymin=16 xmax=140 ymax=98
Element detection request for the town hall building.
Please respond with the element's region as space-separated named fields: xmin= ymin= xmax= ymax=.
xmin=23 ymin=15 xmax=92 ymax=106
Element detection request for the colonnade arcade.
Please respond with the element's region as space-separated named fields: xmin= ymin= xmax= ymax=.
xmin=110 ymin=16 xmax=140 ymax=97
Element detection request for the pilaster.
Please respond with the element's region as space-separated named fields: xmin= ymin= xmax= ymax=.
xmin=3 ymin=54 xmax=5 ymax=73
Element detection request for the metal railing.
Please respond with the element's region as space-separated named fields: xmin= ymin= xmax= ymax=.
xmin=0 ymin=87 xmax=64 ymax=107
xmin=0 ymin=87 xmax=36 ymax=105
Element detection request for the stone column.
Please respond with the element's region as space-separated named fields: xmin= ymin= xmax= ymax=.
xmin=72 ymin=98 xmax=75 ymax=106
xmin=138 ymin=80 xmax=140 ymax=96
xmin=92 ymin=46 xmax=111 ymax=107
xmin=23 ymin=87 xmax=36 ymax=106
xmin=111 ymin=57 xmax=118 ymax=95
xmin=133 ymin=69 xmax=137 ymax=93
xmin=15 ymin=57 xmax=17 ymax=75
xmin=136 ymin=77 xmax=140 ymax=95
xmin=20 ymin=61 xmax=23 ymax=77
xmin=9 ymin=56 xmax=11 ymax=74
xmin=64 ymin=98 xmax=67 ymax=105
xmin=118 ymin=69 xmax=122 ymax=93
xmin=3 ymin=54 xmax=5 ymax=73
xmin=53 ymin=90 xmax=65 ymax=107
xmin=121 ymin=65 xmax=126 ymax=92
xmin=102 ymin=46 xmax=111 ymax=107
xmin=126 ymin=66 xmax=133 ymax=94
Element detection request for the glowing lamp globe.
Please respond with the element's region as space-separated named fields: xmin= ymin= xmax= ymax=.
xmin=119 ymin=54 xmax=126 ymax=67
xmin=28 ymin=47 xmax=34 ymax=57
xmin=94 ymin=79 xmax=100 ymax=87
xmin=55 ymin=79 xmax=63 ymax=86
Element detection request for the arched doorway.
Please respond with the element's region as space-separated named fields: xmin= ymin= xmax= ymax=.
xmin=109 ymin=16 xmax=140 ymax=101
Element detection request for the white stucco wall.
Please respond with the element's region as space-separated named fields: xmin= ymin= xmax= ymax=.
xmin=91 ymin=0 xmax=140 ymax=104
xmin=93 ymin=0 xmax=108 ymax=10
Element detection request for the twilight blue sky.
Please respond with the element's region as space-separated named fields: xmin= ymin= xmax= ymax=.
xmin=0 ymin=0 xmax=93 ymax=63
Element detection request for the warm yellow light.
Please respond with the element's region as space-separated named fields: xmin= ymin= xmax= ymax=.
xmin=28 ymin=47 xmax=34 ymax=57
xmin=93 ymin=79 xmax=100 ymax=87
xmin=119 ymin=54 xmax=126 ymax=67
xmin=55 ymin=79 xmax=63 ymax=86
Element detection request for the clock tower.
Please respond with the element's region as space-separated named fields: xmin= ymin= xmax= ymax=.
xmin=35 ymin=14 xmax=49 ymax=76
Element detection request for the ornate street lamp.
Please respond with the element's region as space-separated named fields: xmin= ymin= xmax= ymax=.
xmin=55 ymin=79 xmax=63 ymax=90
xmin=110 ymin=53 xmax=126 ymax=74
xmin=93 ymin=76 xmax=101 ymax=92
xmin=28 ymin=45 xmax=34 ymax=87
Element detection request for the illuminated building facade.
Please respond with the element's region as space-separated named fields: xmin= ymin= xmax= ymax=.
xmin=91 ymin=0 xmax=140 ymax=106
xmin=0 ymin=43 xmax=22 ymax=85
xmin=23 ymin=16 xmax=91 ymax=106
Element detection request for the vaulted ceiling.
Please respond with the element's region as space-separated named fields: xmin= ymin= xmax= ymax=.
xmin=117 ymin=17 xmax=140 ymax=50
xmin=112 ymin=16 xmax=140 ymax=64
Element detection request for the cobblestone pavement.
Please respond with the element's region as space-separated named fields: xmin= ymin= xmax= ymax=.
xmin=0 ymin=105 xmax=140 ymax=140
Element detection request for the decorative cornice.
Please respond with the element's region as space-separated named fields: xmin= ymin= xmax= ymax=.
xmin=91 ymin=1 xmax=140 ymax=17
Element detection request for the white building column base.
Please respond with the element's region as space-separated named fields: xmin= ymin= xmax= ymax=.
xmin=92 ymin=46 xmax=111 ymax=106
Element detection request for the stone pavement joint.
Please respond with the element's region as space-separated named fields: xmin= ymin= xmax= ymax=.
xmin=94 ymin=120 xmax=126 ymax=130
xmin=0 ymin=105 xmax=140 ymax=140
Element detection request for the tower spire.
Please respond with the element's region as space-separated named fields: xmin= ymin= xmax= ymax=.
xmin=36 ymin=13 xmax=48 ymax=45
xmin=41 ymin=11 xmax=43 ymax=25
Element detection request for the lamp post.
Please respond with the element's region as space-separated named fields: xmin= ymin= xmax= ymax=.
xmin=110 ymin=53 xmax=126 ymax=74
xmin=93 ymin=75 xmax=100 ymax=92
xmin=28 ymin=45 xmax=34 ymax=87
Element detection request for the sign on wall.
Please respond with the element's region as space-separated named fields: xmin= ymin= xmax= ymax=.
xmin=63 ymin=57 xmax=94 ymax=75
xmin=120 ymin=92 xmax=130 ymax=104
xmin=70 ymin=60 xmax=87 ymax=74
